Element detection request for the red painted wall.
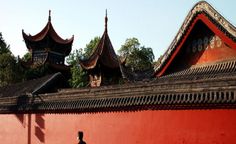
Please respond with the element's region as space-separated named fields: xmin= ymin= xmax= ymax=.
xmin=0 ymin=109 xmax=236 ymax=144
xmin=184 ymin=35 xmax=236 ymax=66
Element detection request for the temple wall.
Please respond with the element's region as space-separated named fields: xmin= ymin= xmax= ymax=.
xmin=183 ymin=35 xmax=236 ymax=66
xmin=0 ymin=109 xmax=236 ymax=144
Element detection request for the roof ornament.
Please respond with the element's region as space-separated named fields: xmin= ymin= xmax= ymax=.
xmin=48 ymin=10 xmax=51 ymax=22
xmin=105 ymin=9 xmax=108 ymax=32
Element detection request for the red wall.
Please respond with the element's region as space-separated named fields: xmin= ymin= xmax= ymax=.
xmin=183 ymin=35 xmax=236 ymax=66
xmin=1 ymin=109 xmax=236 ymax=144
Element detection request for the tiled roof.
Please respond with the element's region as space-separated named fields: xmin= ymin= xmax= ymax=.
xmin=1 ymin=66 xmax=236 ymax=114
xmin=160 ymin=59 xmax=236 ymax=80
xmin=22 ymin=11 xmax=74 ymax=55
xmin=22 ymin=22 xmax=74 ymax=45
xmin=79 ymin=30 xmax=120 ymax=70
xmin=79 ymin=13 xmax=119 ymax=70
xmin=0 ymin=72 xmax=66 ymax=98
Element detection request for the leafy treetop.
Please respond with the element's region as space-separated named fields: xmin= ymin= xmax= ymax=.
xmin=119 ymin=37 xmax=154 ymax=71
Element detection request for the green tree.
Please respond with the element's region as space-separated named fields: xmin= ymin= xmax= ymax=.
xmin=0 ymin=33 xmax=11 ymax=55
xmin=66 ymin=49 xmax=83 ymax=65
xmin=118 ymin=37 xmax=140 ymax=58
xmin=0 ymin=53 xmax=17 ymax=86
xmin=0 ymin=33 xmax=23 ymax=86
xmin=83 ymin=36 xmax=100 ymax=59
xmin=23 ymin=64 xmax=50 ymax=80
xmin=22 ymin=52 xmax=31 ymax=62
xmin=67 ymin=49 xmax=88 ymax=88
xmin=68 ymin=65 xmax=88 ymax=88
xmin=66 ymin=36 xmax=101 ymax=88
xmin=119 ymin=37 xmax=155 ymax=71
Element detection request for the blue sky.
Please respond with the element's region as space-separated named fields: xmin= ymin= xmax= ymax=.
xmin=0 ymin=0 xmax=236 ymax=60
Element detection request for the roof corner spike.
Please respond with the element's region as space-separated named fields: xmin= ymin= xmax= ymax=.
xmin=48 ymin=10 xmax=51 ymax=22
xmin=105 ymin=9 xmax=108 ymax=32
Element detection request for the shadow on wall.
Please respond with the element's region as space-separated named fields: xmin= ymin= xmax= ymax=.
xmin=13 ymin=95 xmax=45 ymax=144
xmin=14 ymin=95 xmax=29 ymax=127
xmin=35 ymin=114 xmax=45 ymax=143
xmin=28 ymin=114 xmax=31 ymax=144
xmin=15 ymin=114 xmax=26 ymax=127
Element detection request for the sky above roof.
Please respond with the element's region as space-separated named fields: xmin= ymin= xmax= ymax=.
xmin=0 ymin=0 xmax=236 ymax=60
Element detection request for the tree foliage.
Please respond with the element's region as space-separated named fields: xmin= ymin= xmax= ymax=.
xmin=66 ymin=49 xmax=88 ymax=88
xmin=0 ymin=33 xmax=23 ymax=86
xmin=119 ymin=37 xmax=154 ymax=71
xmin=83 ymin=36 xmax=100 ymax=59
xmin=22 ymin=52 xmax=31 ymax=62
xmin=23 ymin=65 xmax=50 ymax=80
xmin=0 ymin=53 xmax=20 ymax=86
xmin=119 ymin=38 xmax=140 ymax=58
xmin=66 ymin=36 xmax=101 ymax=88
xmin=0 ymin=33 xmax=11 ymax=55
xmin=68 ymin=65 xmax=88 ymax=88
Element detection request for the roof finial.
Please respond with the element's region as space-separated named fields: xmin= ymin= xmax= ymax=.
xmin=105 ymin=9 xmax=108 ymax=32
xmin=48 ymin=10 xmax=51 ymax=22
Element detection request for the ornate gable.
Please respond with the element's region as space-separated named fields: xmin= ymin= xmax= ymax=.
xmin=155 ymin=1 xmax=236 ymax=77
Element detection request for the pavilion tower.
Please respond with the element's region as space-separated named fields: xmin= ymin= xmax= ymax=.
xmin=21 ymin=10 xmax=74 ymax=74
xmin=79 ymin=10 xmax=124 ymax=87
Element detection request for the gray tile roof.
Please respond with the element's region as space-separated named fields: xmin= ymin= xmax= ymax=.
xmin=1 ymin=62 xmax=236 ymax=114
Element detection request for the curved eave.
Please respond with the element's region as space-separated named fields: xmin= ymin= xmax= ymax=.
xmin=154 ymin=1 xmax=236 ymax=77
xmin=79 ymin=56 xmax=99 ymax=70
xmin=78 ymin=33 xmax=105 ymax=70
xmin=22 ymin=22 xmax=74 ymax=45
xmin=79 ymin=31 xmax=119 ymax=70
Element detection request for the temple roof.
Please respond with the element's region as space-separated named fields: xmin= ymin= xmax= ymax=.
xmin=79 ymin=12 xmax=120 ymax=70
xmin=0 ymin=72 xmax=66 ymax=98
xmin=154 ymin=1 xmax=236 ymax=77
xmin=78 ymin=12 xmax=153 ymax=81
xmin=1 ymin=63 xmax=236 ymax=113
xmin=22 ymin=10 xmax=74 ymax=55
